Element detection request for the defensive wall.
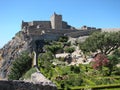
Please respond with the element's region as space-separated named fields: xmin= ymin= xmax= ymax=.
xmin=27 ymin=28 xmax=101 ymax=40
xmin=0 ymin=80 xmax=57 ymax=90
xmin=102 ymin=28 xmax=120 ymax=32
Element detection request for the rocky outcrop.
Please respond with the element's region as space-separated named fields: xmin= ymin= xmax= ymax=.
xmin=0 ymin=31 xmax=30 ymax=79
xmin=0 ymin=28 xmax=63 ymax=79
xmin=0 ymin=31 xmax=46 ymax=79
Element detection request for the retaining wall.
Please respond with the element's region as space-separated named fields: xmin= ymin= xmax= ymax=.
xmin=0 ymin=80 xmax=57 ymax=90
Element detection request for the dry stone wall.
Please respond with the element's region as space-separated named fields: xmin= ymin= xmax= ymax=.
xmin=0 ymin=80 xmax=57 ymax=90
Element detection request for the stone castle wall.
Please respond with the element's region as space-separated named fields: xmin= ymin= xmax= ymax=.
xmin=22 ymin=13 xmax=74 ymax=32
xmin=0 ymin=80 xmax=57 ymax=90
xmin=66 ymin=29 xmax=101 ymax=38
xmin=102 ymin=28 xmax=120 ymax=32
xmin=29 ymin=21 xmax=51 ymax=29
xmin=27 ymin=28 xmax=101 ymax=39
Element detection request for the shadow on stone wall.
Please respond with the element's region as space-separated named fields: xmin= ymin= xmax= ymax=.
xmin=0 ymin=80 xmax=57 ymax=90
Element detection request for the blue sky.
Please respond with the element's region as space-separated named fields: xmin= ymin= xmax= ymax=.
xmin=0 ymin=0 xmax=120 ymax=48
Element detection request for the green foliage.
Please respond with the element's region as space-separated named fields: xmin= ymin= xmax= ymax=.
xmin=64 ymin=47 xmax=75 ymax=53
xmin=80 ymin=31 xmax=120 ymax=55
xmin=70 ymin=65 xmax=80 ymax=73
xmin=112 ymin=67 xmax=120 ymax=75
xmin=108 ymin=55 xmax=119 ymax=66
xmin=113 ymin=49 xmax=120 ymax=57
xmin=38 ymin=51 xmax=54 ymax=78
xmin=107 ymin=54 xmax=120 ymax=76
xmin=22 ymin=68 xmax=37 ymax=80
xmin=64 ymin=41 xmax=71 ymax=46
xmin=45 ymin=44 xmax=63 ymax=55
xmin=38 ymin=51 xmax=54 ymax=67
xmin=35 ymin=36 xmax=120 ymax=89
xmin=68 ymin=84 xmax=120 ymax=90
xmin=8 ymin=52 xmax=32 ymax=80
xmin=58 ymin=36 xmax=68 ymax=42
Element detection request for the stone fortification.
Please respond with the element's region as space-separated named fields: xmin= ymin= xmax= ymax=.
xmin=102 ymin=28 xmax=120 ymax=32
xmin=21 ymin=12 xmax=74 ymax=32
xmin=50 ymin=12 xmax=62 ymax=29
xmin=65 ymin=29 xmax=101 ymax=38
xmin=0 ymin=80 xmax=57 ymax=90
xmin=21 ymin=13 xmax=101 ymax=41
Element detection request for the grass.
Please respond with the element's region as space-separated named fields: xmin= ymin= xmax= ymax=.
xmin=22 ymin=67 xmax=37 ymax=80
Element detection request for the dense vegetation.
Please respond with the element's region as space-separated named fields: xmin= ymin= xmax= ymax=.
xmin=8 ymin=52 xmax=32 ymax=80
xmin=8 ymin=32 xmax=120 ymax=89
xmin=80 ymin=31 xmax=120 ymax=55
xmin=37 ymin=32 xmax=120 ymax=89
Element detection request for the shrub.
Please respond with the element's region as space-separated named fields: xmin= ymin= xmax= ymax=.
xmin=64 ymin=47 xmax=75 ymax=53
xmin=92 ymin=53 xmax=109 ymax=70
xmin=22 ymin=68 xmax=37 ymax=80
xmin=8 ymin=52 xmax=32 ymax=80
xmin=58 ymin=36 xmax=68 ymax=42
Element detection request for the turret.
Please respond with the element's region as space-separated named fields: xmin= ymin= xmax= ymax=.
xmin=50 ymin=12 xmax=62 ymax=29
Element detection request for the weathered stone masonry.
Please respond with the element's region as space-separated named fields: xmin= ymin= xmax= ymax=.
xmin=0 ymin=80 xmax=57 ymax=90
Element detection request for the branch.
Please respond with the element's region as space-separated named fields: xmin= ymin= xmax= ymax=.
xmin=106 ymin=45 xmax=119 ymax=55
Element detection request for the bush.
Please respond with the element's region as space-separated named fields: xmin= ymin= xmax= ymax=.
xmin=8 ymin=52 xmax=32 ymax=80
xmin=58 ymin=36 xmax=68 ymax=42
xmin=64 ymin=47 xmax=75 ymax=53
xmin=22 ymin=68 xmax=37 ymax=80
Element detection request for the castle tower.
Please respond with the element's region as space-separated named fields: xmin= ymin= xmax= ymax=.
xmin=50 ymin=12 xmax=62 ymax=29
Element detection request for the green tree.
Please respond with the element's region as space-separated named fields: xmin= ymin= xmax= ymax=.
xmin=107 ymin=54 xmax=120 ymax=75
xmin=80 ymin=31 xmax=120 ymax=55
xmin=44 ymin=44 xmax=62 ymax=56
xmin=38 ymin=52 xmax=54 ymax=77
xmin=8 ymin=52 xmax=32 ymax=80
xmin=64 ymin=47 xmax=75 ymax=53
xmin=113 ymin=49 xmax=120 ymax=57
xmin=38 ymin=51 xmax=54 ymax=67
xmin=58 ymin=36 xmax=68 ymax=42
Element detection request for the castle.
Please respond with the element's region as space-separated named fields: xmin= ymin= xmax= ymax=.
xmin=21 ymin=13 xmax=101 ymax=39
xmin=22 ymin=12 xmax=74 ymax=31
xmin=0 ymin=13 xmax=120 ymax=80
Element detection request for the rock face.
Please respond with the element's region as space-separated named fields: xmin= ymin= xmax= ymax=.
xmin=0 ymin=30 xmax=59 ymax=79
xmin=0 ymin=31 xmax=30 ymax=79
xmin=0 ymin=80 xmax=57 ymax=90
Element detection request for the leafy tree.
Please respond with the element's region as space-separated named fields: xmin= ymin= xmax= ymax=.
xmin=80 ymin=31 xmax=120 ymax=55
xmin=38 ymin=52 xmax=54 ymax=76
xmin=64 ymin=47 xmax=75 ymax=53
xmin=44 ymin=44 xmax=62 ymax=56
xmin=38 ymin=51 xmax=54 ymax=67
xmin=58 ymin=36 xmax=68 ymax=42
xmin=107 ymin=54 xmax=120 ymax=75
xmin=70 ymin=65 xmax=80 ymax=73
xmin=8 ymin=52 xmax=32 ymax=80
xmin=113 ymin=49 xmax=120 ymax=57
